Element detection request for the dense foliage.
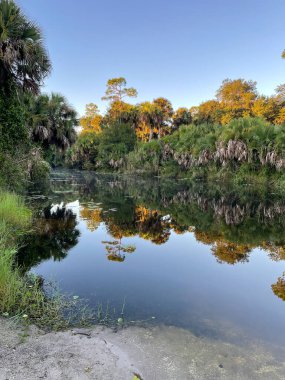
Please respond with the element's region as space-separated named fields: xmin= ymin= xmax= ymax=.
xmin=0 ymin=0 xmax=78 ymax=189
xmin=68 ymin=74 xmax=285 ymax=183
xmin=68 ymin=115 xmax=285 ymax=188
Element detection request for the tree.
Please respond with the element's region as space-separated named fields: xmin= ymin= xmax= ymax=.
xmin=275 ymin=84 xmax=285 ymax=105
xmin=85 ymin=103 xmax=99 ymax=117
xmin=103 ymin=100 xmax=138 ymax=128
xmin=102 ymin=77 xmax=137 ymax=103
xmin=80 ymin=103 xmax=102 ymax=134
xmin=0 ymin=0 xmax=51 ymax=94
xmin=196 ymin=100 xmax=221 ymax=124
xmin=252 ymin=96 xmax=279 ymax=123
xmin=216 ymin=79 xmax=257 ymax=124
xmin=216 ymin=79 xmax=257 ymax=105
xmin=0 ymin=87 xmax=27 ymax=152
xmin=67 ymin=132 xmax=100 ymax=170
xmin=153 ymin=97 xmax=173 ymax=137
xmin=275 ymin=107 xmax=285 ymax=125
xmin=172 ymin=107 xmax=192 ymax=129
xmin=138 ymin=101 xmax=161 ymax=141
xmin=97 ymin=122 xmax=136 ymax=168
xmin=153 ymin=98 xmax=173 ymax=120
xmin=136 ymin=99 xmax=174 ymax=141
xmin=30 ymin=93 xmax=78 ymax=151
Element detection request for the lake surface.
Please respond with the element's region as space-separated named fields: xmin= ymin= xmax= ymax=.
xmin=19 ymin=170 xmax=285 ymax=349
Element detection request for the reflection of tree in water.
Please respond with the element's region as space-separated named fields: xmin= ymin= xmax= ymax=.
xmin=195 ymin=231 xmax=251 ymax=265
xmin=80 ymin=207 xmax=102 ymax=231
xmin=135 ymin=206 xmax=171 ymax=244
xmin=43 ymin=171 xmax=285 ymax=301
xmin=212 ymin=241 xmax=251 ymax=265
xmin=102 ymin=240 xmax=136 ymax=263
xmin=104 ymin=206 xmax=171 ymax=244
xmin=17 ymin=204 xmax=80 ymax=271
xmin=272 ymin=274 xmax=285 ymax=301
xmin=261 ymin=242 xmax=285 ymax=262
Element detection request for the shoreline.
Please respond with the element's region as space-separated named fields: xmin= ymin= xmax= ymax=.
xmin=1 ymin=318 xmax=285 ymax=380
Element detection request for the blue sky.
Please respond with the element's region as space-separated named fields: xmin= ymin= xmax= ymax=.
xmin=18 ymin=0 xmax=285 ymax=116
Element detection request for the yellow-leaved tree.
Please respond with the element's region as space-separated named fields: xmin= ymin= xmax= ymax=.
xmin=216 ymin=79 xmax=258 ymax=124
xmin=80 ymin=103 xmax=102 ymax=134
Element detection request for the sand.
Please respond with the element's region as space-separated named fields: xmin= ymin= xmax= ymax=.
xmin=1 ymin=318 xmax=285 ymax=380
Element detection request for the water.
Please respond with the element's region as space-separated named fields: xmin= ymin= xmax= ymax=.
xmin=18 ymin=170 xmax=285 ymax=348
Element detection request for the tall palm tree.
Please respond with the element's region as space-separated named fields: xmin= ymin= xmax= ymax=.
xmin=0 ymin=0 xmax=51 ymax=93
xmin=139 ymin=101 xmax=162 ymax=141
xmin=31 ymin=93 xmax=78 ymax=150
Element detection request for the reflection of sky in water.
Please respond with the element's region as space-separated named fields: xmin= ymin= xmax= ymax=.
xmin=32 ymin=199 xmax=285 ymax=347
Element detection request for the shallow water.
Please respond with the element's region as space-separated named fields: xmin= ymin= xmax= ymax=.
xmin=18 ymin=170 xmax=285 ymax=348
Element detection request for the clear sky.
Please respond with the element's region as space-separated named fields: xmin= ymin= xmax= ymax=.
xmin=17 ymin=0 xmax=285 ymax=116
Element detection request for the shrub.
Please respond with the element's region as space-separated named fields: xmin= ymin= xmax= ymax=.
xmin=97 ymin=123 xmax=136 ymax=169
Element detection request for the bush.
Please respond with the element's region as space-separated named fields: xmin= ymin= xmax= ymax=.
xmin=126 ymin=140 xmax=162 ymax=174
xmin=67 ymin=132 xmax=101 ymax=169
xmin=97 ymin=122 xmax=136 ymax=169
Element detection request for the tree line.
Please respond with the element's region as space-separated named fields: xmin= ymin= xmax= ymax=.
xmin=78 ymin=76 xmax=285 ymax=142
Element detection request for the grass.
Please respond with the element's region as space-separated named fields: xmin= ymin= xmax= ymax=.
xmin=0 ymin=192 xmax=31 ymax=315
xmin=0 ymin=191 xmax=31 ymax=230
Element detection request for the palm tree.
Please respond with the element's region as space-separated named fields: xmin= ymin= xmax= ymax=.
xmin=0 ymin=0 xmax=51 ymax=93
xmin=30 ymin=93 xmax=78 ymax=150
xmin=139 ymin=101 xmax=162 ymax=141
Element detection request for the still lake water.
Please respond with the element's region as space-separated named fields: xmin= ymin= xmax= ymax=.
xmin=19 ymin=170 xmax=285 ymax=348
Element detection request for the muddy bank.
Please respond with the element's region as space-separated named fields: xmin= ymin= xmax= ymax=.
xmin=1 ymin=318 xmax=285 ymax=380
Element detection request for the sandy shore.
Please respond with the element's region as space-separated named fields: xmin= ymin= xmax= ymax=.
xmin=1 ymin=318 xmax=285 ymax=380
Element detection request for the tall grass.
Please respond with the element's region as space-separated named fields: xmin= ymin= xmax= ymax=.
xmin=0 ymin=192 xmax=31 ymax=315
xmin=0 ymin=192 xmax=31 ymax=229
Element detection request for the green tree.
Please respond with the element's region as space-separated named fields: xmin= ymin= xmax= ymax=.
xmin=30 ymin=93 xmax=78 ymax=152
xmin=97 ymin=122 xmax=136 ymax=168
xmin=67 ymin=132 xmax=100 ymax=170
xmin=0 ymin=0 xmax=51 ymax=94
